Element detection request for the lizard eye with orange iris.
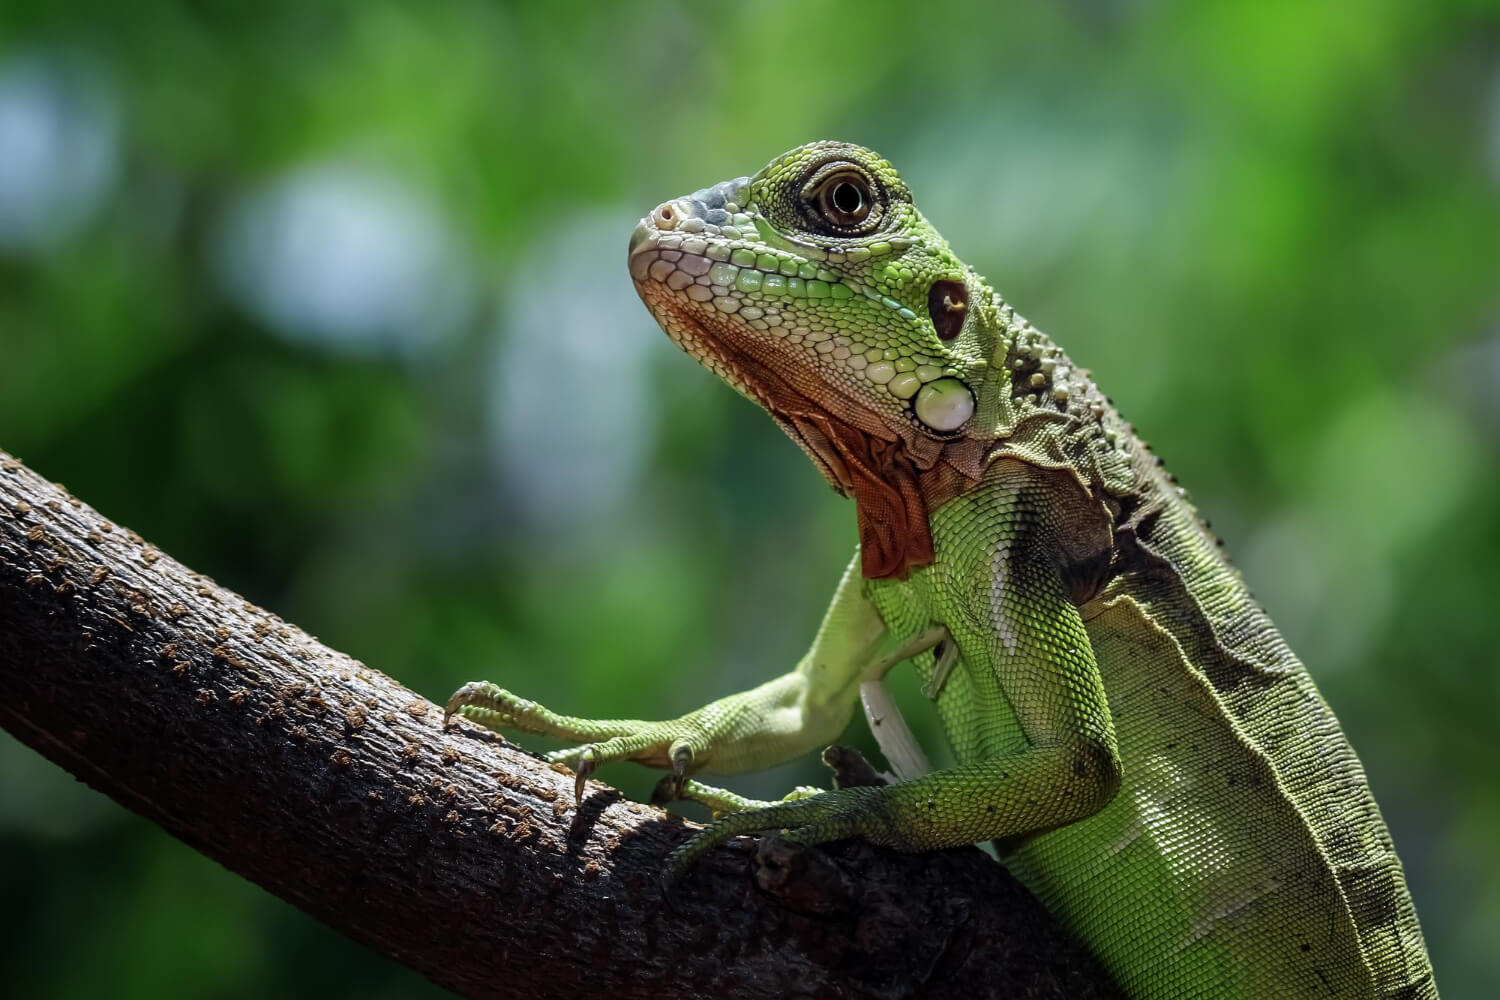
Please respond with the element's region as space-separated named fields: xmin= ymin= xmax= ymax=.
xmin=814 ymin=170 xmax=873 ymax=228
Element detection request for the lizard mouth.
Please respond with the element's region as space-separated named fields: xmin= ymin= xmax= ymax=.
xmin=637 ymin=286 xmax=938 ymax=580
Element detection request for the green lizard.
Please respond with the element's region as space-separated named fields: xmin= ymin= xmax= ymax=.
xmin=447 ymin=142 xmax=1437 ymax=999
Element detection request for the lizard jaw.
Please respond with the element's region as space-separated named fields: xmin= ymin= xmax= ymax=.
xmin=630 ymin=281 xmax=938 ymax=580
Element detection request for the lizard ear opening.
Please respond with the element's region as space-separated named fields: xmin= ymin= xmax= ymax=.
xmin=928 ymin=280 xmax=968 ymax=341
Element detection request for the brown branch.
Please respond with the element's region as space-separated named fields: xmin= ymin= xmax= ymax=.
xmin=0 ymin=450 xmax=1120 ymax=1000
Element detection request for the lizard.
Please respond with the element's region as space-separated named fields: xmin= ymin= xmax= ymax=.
xmin=446 ymin=141 xmax=1438 ymax=999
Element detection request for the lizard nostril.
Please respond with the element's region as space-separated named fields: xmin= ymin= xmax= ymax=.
xmin=653 ymin=202 xmax=679 ymax=230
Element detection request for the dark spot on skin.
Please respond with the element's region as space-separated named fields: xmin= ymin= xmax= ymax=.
xmin=1300 ymin=943 xmax=1312 ymax=953
xmin=927 ymin=279 xmax=968 ymax=340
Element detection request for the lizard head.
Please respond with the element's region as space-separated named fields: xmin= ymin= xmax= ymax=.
xmin=628 ymin=141 xmax=998 ymax=579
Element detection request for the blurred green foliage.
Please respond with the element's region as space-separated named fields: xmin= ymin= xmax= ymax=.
xmin=1 ymin=1 xmax=1497 ymax=996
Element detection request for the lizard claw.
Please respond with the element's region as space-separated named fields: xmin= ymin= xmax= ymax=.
xmin=648 ymin=741 xmax=696 ymax=805
xmin=667 ymin=739 xmax=693 ymax=796
xmin=443 ymin=680 xmax=494 ymax=724
xmin=573 ymin=745 xmax=599 ymax=804
xmin=922 ymin=638 xmax=959 ymax=701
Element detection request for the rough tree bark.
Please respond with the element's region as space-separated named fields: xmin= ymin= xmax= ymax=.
xmin=0 ymin=450 xmax=1121 ymax=1000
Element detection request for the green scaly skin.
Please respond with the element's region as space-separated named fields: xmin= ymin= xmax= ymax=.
xmin=447 ymin=142 xmax=1437 ymax=999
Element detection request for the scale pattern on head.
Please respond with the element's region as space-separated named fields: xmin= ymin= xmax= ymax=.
xmin=628 ymin=141 xmax=1005 ymax=579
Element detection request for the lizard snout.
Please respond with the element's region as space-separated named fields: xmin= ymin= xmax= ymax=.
xmin=628 ymin=175 xmax=752 ymax=264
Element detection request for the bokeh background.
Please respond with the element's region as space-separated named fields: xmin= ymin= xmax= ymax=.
xmin=1 ymin=1 xmax=1497 ymax=996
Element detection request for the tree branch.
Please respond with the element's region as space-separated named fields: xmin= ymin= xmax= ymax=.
xmin=0 ymin=450 xmax=1120 ymax=1000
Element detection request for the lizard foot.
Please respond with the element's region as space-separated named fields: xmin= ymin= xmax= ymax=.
xmin=662 ymin=785 xmax=890 ymax=891
xmin=444 ymin=680 xmax=712 ymax=803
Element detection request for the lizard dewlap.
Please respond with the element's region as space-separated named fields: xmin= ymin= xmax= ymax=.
xmin=450 ymin=141 xmax=1438 ymax=1000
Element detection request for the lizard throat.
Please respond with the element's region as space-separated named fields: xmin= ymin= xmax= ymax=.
xmin=640 ymin=291 xmax=989 ymax=580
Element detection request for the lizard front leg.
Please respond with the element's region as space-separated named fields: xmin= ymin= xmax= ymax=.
xmin=445 ymin=554 xmax=888 ymax=804
xmin=663 ymin=518 xmax=1122 ymax=884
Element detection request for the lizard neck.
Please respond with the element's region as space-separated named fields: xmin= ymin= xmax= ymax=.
xmin=854 ymin=294 xmax=1144 ymax=582
xmin=973 ymin=293 xmax=1141 ymax=510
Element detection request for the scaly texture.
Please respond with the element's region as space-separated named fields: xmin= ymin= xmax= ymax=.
xmin=451 ymin=142 xmax=1437 ymax=999
xmin=0 ymin=449 xmax=1125 ymax=1000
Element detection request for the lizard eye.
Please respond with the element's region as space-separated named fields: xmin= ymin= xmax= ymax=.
xmin=802 ymin=163 xmax=884 ymax=235
xmin=821 ymin=175 xmax=869 ymax=224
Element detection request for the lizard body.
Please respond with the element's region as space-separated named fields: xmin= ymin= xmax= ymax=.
xmin=449 ymin=142 xmax=1436 ymax=998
